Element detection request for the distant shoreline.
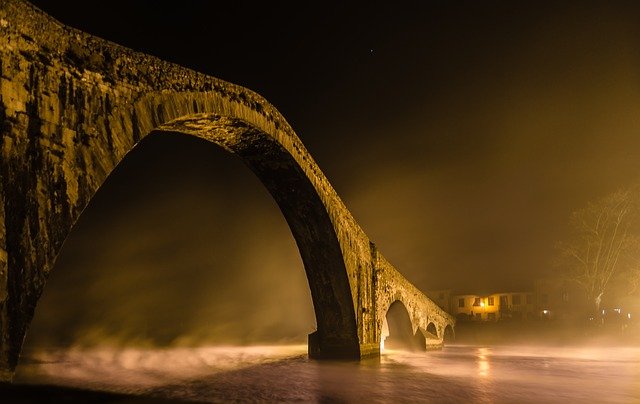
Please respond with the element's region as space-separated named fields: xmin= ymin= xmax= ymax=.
xmin=453 ymin=319 xmax=640 ymax=346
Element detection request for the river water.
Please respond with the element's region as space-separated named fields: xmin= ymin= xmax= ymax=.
xmin=15 ymin=344 xmax=640 ymax=402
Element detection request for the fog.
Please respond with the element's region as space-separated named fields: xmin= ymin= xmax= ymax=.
xmin=321 ymin=21 xmax=640 ymax=292
xmin=24 ymin=133 xmax=316 ymax=350
xmin=15 ymin=345 xmax=640 ymax=402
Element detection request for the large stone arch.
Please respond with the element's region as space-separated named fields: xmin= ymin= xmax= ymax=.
xmin=150 ymin=110 xmax=364 ymax=359
xmin=0 ymin=1 xmax=381 ymax=378
xmin=0 ymin=0 xmax=454 ymax=380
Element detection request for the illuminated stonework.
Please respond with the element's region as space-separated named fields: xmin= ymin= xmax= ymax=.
xmin=0 ymin=0 xmax=454 ymax=380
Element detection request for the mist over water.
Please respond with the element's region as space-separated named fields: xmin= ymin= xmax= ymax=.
xmin=15 ymin=345 xmax=640 ymax=403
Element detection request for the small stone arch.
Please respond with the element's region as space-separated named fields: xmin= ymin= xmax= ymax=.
xmin=426 ymin=322 xmax=438 ymax=338
xmin=381 ymin=300 xmax=426 ymax=352
xmin=443 ymin=324 xmax=455 ymax=344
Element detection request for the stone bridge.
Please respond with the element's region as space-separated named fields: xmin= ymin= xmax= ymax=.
xmin=0 ymin=0 xmax=454 ymax=380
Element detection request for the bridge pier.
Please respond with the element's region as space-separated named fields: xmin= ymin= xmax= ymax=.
xmin=0 ymin=358 xmax=11 ymax=382
xmin=307 ymin=332 xmax=380 ymax=360
xmin=307 ymin=331 xmax=357 ymax=360
xmin=0 ymin=201 xmax=8 ymax=381
xmin=358 ymin=343 xmax=381 ymax=359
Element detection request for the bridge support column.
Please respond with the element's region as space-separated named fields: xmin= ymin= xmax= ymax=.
xmin=0 ymin=356 xmax=11 ymax=382
xmin=358 ymin=343 xmax=380 ymax=359
xmin=308 ymin=331 xmax=359 ymax=360
xmin=308 ymin=332 xmax=380 ymax=360
xmin=0 ymin=303 xmax=13 ymax=382
xmin=0 ymin=182 xmax=11 ymax=382
xmin=0 ymin=300 xmax=10 ymax=382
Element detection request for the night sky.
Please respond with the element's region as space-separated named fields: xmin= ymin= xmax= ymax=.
xmin=23 ymin=1 xmax=640 ymax=346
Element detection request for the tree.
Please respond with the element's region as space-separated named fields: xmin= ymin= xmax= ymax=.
xmin=558 ymin=186 xmax=640 ymax=317
xmin=619 ymin=238 xmax=640 ymax=296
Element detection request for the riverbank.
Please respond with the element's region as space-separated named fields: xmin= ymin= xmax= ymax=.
xmin=453 ymin=319 xmax=640 ymax=346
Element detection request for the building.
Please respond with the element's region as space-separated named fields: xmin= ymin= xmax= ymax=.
xmin=451 ymin=292 xmax=535 ymax=321
xmin=429 ymin=277 xmax=639 ymax=326
xmin=533 ymin=277 xmax=589 ymax=322
xmin=427 ymin=290 xmax=537 ymax=321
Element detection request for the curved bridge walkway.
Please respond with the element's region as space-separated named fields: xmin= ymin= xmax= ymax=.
xmin=0 ymin=0 xmax=454 ymax=381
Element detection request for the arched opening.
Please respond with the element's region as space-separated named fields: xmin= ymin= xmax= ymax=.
xmin=380 ymin=301 xmax=426 ymax=352
xmin=19 ymin=133 xmax=316 ymax=353
xmin=426 ymin=322 xmax=438 ymax=338
xmin=443 ymin=325 xmax=455 ymax=344
xmin=2 ymin=97 xmax=362 ymax=371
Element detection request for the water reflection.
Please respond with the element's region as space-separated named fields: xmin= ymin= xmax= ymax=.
xmin=476 ymin=347 xmax=491 ymax=377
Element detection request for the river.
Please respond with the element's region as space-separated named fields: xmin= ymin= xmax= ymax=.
xmin=14 ymin=344 xmax=640 ymax=402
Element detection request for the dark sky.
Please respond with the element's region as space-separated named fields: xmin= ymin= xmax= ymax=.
xmin=23 ymin=1 xmax=640 ymax=346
